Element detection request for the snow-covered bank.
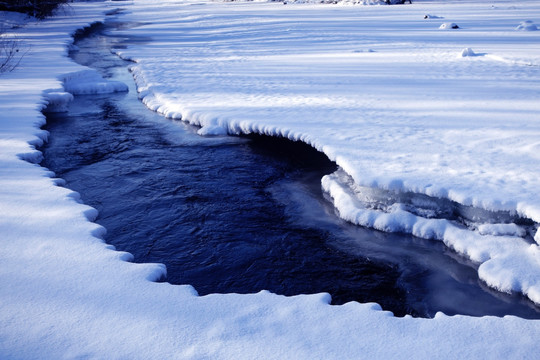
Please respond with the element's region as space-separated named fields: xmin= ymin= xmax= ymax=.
xmin=1 ymin=1 xmax=540 ymax=358
xmin=322 ymin=169 xmax=540 ymax=304
xmin=113 ymin=0 xmax=540 ymax=304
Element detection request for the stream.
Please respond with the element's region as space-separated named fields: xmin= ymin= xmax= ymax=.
xmin=40 ymin=19 xmax=540 ymax=319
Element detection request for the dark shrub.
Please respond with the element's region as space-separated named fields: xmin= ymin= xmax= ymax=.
xmin=0 ymin=0 xmax=71 ymax=19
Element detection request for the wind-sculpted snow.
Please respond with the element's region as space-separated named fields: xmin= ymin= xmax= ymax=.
xmin=115 ymin=0 xmax=540 ymax=303
xmin=2 ymin=1 xmax=540 ymax=359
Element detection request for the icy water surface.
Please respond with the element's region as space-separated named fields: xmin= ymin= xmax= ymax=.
xmin=41 ymin=19 xmax=540 ymax=319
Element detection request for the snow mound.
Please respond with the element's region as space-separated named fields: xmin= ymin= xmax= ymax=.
xmin=197 ymin=124 xmax=228 ymax=136
xmin=42 ymin=91 xmax=74 ymax=112
xmin=477 ymin=223 xmax=526 ymax=237
xmin=61 ymin=69 xmax=128 ymax=95
xmin=439 ymin=22 xmax=459 ymax=30
xmin=516 ymin=20 xmax=538 ymax=31
xmin=424 ymin=14 xmax=443 ymax=20
xmin=460 ymin=47 xmax=476 ymax=57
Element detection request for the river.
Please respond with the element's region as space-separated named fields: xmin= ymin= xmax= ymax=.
xmin=40 ymin=19 xmax=540 ymax=319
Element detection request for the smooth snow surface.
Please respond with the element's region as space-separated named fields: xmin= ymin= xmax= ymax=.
xmin=1 ymin=1 xmax=540 ymax=359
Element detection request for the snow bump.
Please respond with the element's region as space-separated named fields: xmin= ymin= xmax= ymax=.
xmin=439 ymin=22 xmax=459 ymax=30
xmin=516 ymin=20 xmax=538 ymax=31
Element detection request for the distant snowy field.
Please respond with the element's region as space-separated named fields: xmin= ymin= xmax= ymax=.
xmin=1 ymin=0 xmax=540 ymax=358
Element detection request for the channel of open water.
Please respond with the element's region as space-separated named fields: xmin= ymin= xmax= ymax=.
xmin=40 ymin=19 xmax=540 ymax=318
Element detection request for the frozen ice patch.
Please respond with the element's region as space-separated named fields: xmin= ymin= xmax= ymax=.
xmin=197 ymin=124 xmax=228 ymax=136
xmin=42 ymin=91 xmax=74 ymax=112
xmin=322 ymin=168 xmax=540 ymax=304
xmin=61 ymin=69 xmax=128 ymax=95
xmin=322 ymin=169 xmax=523 ymax=226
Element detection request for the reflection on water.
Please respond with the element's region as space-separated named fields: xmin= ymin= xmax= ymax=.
xmin=40 ymin=18 xmax=540 ymax=319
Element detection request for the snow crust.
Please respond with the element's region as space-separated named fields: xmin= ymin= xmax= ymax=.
xmin=1 ymin=1 xmax=540 ymax=359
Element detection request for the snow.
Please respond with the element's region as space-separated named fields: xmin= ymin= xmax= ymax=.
xmin=42 ymin=90 xmax=74 ymax=112
xmin=1 ymin=0 xmax=540 ymax=358
xmin=424 ymin=14 xmax=443 ymax=19
xmin=321 ymin=169 xmax=540 ymax=303
xmin=516 ymin=20 xmax=538 ymax=31
xmin=477 ymin=223 xmax=526 ymax=238
xmin=61 ymin=69 xmax=128 ymax=95
xmin=439 ymin=22 xmax=459 ymax=29
xmin=460 ymin=47 xmax=476 ymax=57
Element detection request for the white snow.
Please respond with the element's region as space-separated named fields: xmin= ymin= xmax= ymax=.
xmin=460 ymin=47 xmax=476 ymax=57
xmin=424 ymin=14 xmax=443 ymax=19
xmin=42 ymin=90 xmax=74 ymax=112
xmin=62 ymin=69 xmax=128 ymax=95
xmin=321 ymin=169 xmax=540 ymax=303
xmin=516 ymin=20 xmax=538 ymax=31
xmin=439 ymin=22 xmax=459 ymax=29
xmin=2 ymin=0 xmax=540 ymax=358
xmin=477 ymin=223 xmax=526 ymax=238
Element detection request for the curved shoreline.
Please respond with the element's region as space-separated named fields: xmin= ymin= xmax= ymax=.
xmin=46 ymin=17 xmax=540 ymax=318
xmin=114 ymin=0 xmax=540 ymax=305
xmin=131 ymin=69 xmax=540 ymax=305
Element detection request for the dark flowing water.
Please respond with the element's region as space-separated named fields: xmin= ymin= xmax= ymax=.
xmin=40 ymin=19 xmax=540 ymax=319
